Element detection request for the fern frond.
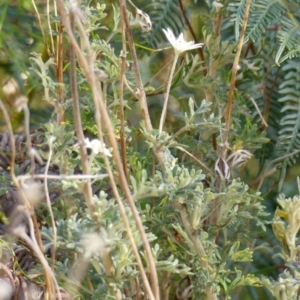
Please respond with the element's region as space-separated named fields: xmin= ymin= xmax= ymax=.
xmin=227 ymin=0 xmax=252 ymax=41
xmin=139 ymin=0 xmax=185 ymax=47
xmin=276 ymin=18 xmax=300 ymax=64
xmin=246 ymin=0 xmax=286 ymax=42
xmin=227 ymin=0 xmax=300 ymax=65
xmin=279 ymin=48 xmax=300 ymax=63
xmin=277 ymin=60 xmax=300 ymax=187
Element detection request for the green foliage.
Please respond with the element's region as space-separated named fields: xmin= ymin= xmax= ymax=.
xmin=0 ymin=0 xmax=41 ymax=91
xmin=227 ymin=0 xmax=300 ymax=64
xmin=277 ymin=60 xmax=300 ymax=189
xmin=263 ymin=179 xmax=300 ymax=299
xmin=2 ymin=0 xmax=300 ymax=299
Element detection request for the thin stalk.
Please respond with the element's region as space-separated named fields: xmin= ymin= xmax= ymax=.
xmin=17 ymin=174 xmax=108 ymax=181
xmin=56 ymin=21 xmax=65 ymax=125
xmin=247 ymin=94 xmax=268 ymax=128
xmin=158 ymin=53 xmax=179 ymax=133
xmin=213 ymin=4 xmax=223 ymax=36
xmin=161 ymin=271 xmax=171 ymax=299
xmin=69 ymin=11 xmax=95 ymax=215
xmin=47 ymin=0 xmax=55 ymax=55
xmin=44 ymin=136 xmax=57 ymax=271
xmin=30 ymin=0 xmax=49 ymax=56
xmin=23 ymin=105 xmax=35 ymax=176
xmin=176 ymin=146 xmax=214 ymax=175
xmin=119 ymin=0 xmax=153 ymax=133
xmin=119 ymin=6 xmax=129 ymax=182
xmin=222 ymin=0 xmax=252 ymax=155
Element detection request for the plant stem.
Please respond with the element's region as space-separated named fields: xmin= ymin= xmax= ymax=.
xmin=159 ymin=53 xmax=179 ymax=133
xmin=119 ymin=5 xmax=129 ymax=182
xmin=56 ymin=21 xmax=65 ymax=125
xmin=222 ymin=0 xmax=252 ymax=155
xmin=44 ymin=136 xmax=57 ymax=271
xmin=69 ymin=10 xmax=95 ymax=216
xmin=30 ymin=0 xmax=49 ymax=56
xmin=120 ymin=0 xmax=153 ymax=133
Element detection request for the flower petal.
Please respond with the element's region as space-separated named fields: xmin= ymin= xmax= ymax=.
xmin=163 ymin=28 xmax=204 ymax=55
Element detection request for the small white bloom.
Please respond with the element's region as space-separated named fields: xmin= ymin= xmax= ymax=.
xmin=212 ymin=1 xmax=224 ymax=9
xmin=84 ymin=138 xmax=112 ymax=157
xmin=162 ymin=28 xmax=204 ymax=56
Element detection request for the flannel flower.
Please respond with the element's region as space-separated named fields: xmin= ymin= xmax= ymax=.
xmin=159 ymin=28 xmax=204 ymax=132
xmin=162 ymin=28 xmax=204 ymax=56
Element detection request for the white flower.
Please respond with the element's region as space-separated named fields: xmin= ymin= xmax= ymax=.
xmin=162 ymin=28 xmax=204 ymax=56
xmin=212 ymin=1 xmax=224 ymax=10
xmin=84 ymin=138 xmax=112 ymax=157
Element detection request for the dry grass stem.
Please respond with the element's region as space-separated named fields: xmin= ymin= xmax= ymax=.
xmin=119 ymin=7 xmax=129 ymax=182
xmin=30 ymin=0 xmax=49 ymax=55
xmin=47 ymin=0 xmax=55 ymax=55
xmin=44 ymin=136 xmax=58 ymax=271
xmin=223 ymin=0 xmax=252 ymax=155
xmin=247 ymin=94 xmax=268 ymax=128
xmin=158 ymin=54 xmax=179 ymax=133
xmin=69 ymin=10 xmax=95 ymax=216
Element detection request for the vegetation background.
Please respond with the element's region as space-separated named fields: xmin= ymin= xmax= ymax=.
xmin=1 ymin=0 xmax=300 ymax=299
